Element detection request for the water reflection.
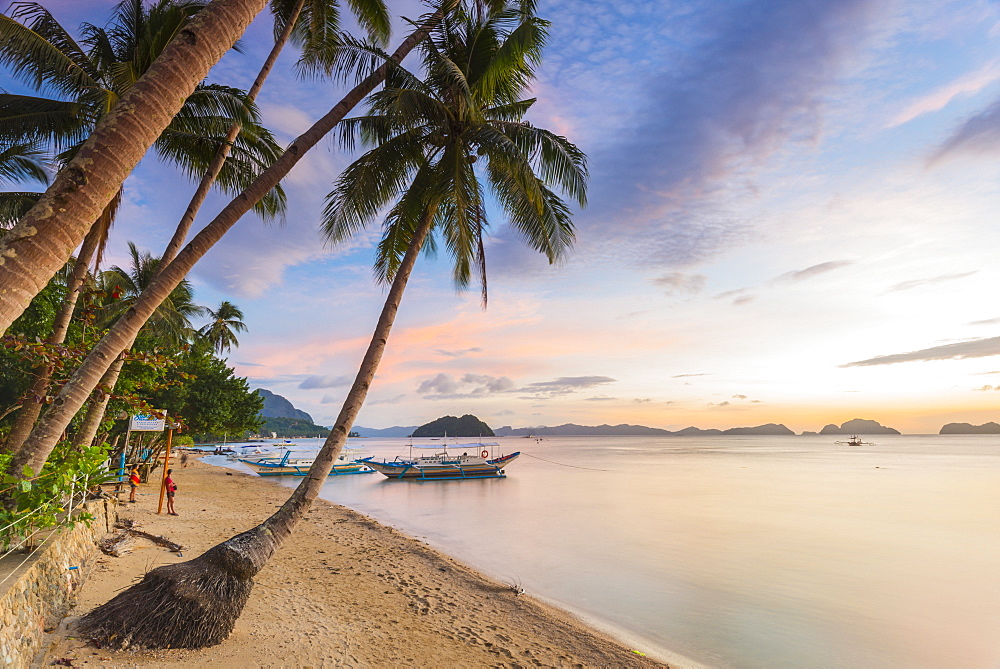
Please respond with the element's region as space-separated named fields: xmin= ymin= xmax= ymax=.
xmin=209 ymin=435 xmax=1000 ymax=668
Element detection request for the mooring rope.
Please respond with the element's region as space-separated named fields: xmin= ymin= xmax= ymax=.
xmin=521 ymin=452 xmax=611 ymax=471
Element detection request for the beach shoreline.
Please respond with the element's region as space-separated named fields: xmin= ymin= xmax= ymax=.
xmin=38 ymin=456 xmax=674 ymax=667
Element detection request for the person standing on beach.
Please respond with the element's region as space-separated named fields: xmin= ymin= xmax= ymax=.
xmin=164 ymin=469 xmax=178 ymax=515
xmin=128 ymin=467 xmax=140 ymax=503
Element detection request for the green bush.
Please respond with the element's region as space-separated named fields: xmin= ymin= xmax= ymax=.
xmin=0 ymin=442 xmax=116 ymax=551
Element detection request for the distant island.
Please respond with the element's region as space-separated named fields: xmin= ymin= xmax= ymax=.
xmin=262 ymin=393 xmax=983 ymax=437
xmin=351 ymin=425 xmax=419 ymax=438
xmin=494 ymin=422 xmax=796 ymax=436
xmin=819 ymin=418 xmax=900 ymax=435
xmin=412 ymin=414 xmax=495 ymax=438
xmin=939 ymin=422 xmax=1000 ymax=434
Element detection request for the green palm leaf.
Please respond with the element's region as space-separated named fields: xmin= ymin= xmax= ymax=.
xmin=322 ymin=0 xmax=587 ymax=301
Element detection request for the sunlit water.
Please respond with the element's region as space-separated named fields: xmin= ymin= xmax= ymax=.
xmin=204 ymin=435 xmax=1000 ymax=668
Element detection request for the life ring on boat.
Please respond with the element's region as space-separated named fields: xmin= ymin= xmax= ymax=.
xmin=481 ymin=450 xmax=490 ymax=458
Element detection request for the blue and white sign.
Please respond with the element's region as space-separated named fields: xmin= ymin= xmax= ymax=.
xmin=129 ymin=411 xmax=166 ymax=431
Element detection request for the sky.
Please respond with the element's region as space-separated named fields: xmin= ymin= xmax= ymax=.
xmin=8 ymin=0 xmax=1000 ymax=434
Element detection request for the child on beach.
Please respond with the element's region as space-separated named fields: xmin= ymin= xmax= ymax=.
xmin=164 ymin=469 xmax=178 ymax=515
xmin=128 ymin=467 xmax=140 ymax=503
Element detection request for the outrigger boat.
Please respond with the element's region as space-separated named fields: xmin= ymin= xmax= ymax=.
xmin=836 ymin=434 xmax=875 ymax=446
xmin=239 ymin=448 xmax=374 ymax=476
xmin=360 ymin=442 xmax=519 ymax=480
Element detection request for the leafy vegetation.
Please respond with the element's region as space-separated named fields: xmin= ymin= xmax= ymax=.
xmin=0 ymin=441 xmax=115 ymax=551
xmin=259 ymin=415 xmax=330 ymax=438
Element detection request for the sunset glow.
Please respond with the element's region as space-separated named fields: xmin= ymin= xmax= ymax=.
xmin=31 ymin=0 xmax=1000 ymax=434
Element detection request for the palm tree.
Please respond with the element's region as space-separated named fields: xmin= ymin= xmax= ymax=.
xmin=101 ymin=242 xmax=206 ymax=348
xmin=77 ymin=1 xmax=585 ymax=650
xmin=197 ymin=301 xmax=247 ymax=354
xmin=158 ymin=0 xmax=390 ymax=266
xmin=0 ymin=0 xmax=285 ymax=454
xmin=0 ymin=0 xmax=274 ymax=333
xmin=68 ymin=0 xmax=388 ymax=454
xmin=7 ymin=2 xmax=451 ymax=481
xmin=65 ymin=242 xmax=207 ymax=450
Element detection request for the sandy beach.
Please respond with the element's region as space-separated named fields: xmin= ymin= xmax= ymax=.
xmin=38 ymin=456 xmax=668 ymax=667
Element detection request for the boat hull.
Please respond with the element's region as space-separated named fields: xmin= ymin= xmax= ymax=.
xmin=239 ymin=459 xmax=374 ymax=477
xmin=361 ymin=452 xmax=520 ymax=480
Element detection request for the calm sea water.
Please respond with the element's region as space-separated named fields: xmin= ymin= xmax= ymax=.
xmin=206 ymin=435 xmax=1000 ymax=668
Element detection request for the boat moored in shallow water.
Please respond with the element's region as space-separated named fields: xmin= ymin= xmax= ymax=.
xmin=836 ymin=434 xmax=875 ymax=446
xmin=240 ymin=447 xmax=374 ymax=476
xmin=360 ymin=442 xmax=519 ymax=480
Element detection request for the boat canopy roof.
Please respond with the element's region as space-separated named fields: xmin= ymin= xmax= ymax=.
xmin=409 ymin=442 xmax=499 ymax=449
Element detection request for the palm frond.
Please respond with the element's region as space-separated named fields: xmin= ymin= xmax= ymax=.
xmin=310 ymin=31 xmax=389 ymax=84
xmin=0 ymin=139 xmax=49 ymax=184
xmin=0 ymin=190 xmax=41 ymax=228
xmin=0 ymin=3 xmax=103 ymax=96
xmin=0 ymin=93 xmax=95 ymax=149
xmin=322 ymin=128 xmax=429 ymax=245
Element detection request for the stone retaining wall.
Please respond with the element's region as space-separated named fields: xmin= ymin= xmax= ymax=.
xmin=0 ymin=499 xmax=116 ymax=667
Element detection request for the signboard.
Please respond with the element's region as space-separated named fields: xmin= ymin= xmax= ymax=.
xmin=129 ymin=411 xmax=167 ymax=432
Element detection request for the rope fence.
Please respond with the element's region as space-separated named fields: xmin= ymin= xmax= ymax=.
xmin=0 ymin=473 xmax=91 ymax=565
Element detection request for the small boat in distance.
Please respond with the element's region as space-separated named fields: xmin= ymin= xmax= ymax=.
xmin=836 ymin=434 xmax=875 ymax=446
xmin=360 ymin=442 xmax=519 ymax=480
xmin=239 ymin=448 xmax=374 ymax=476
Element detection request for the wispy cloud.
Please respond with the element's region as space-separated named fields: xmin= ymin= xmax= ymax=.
xmin=520 ymin=376 xmax=617 ymax=397
xmin=435 ymin=347 xmax=483 ymax=358
xmin=885 ymin=271 xmax=977 ymax=292
xmin=887 ymin=60 xmax=1000 ymax=128
xmin=843 ymin=336 xmax=1000 ymax=367
xmin=573 ymin=0 xmax=884 ymax=273
xmin=417 ymin=373 xmax=516 ymax=400
xmin=652 ymin=272 xmax=707 ymax=296
xmin=299 ymin=375 xmax=351 ymax=389
xmin=776 ymin=260 xmax=854 ymax=282
xmin=930 ymin=95 xmax=1000 ymax=165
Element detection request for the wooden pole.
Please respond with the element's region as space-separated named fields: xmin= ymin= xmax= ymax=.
xmin=156 ymin=428 xmax=173 ymax=514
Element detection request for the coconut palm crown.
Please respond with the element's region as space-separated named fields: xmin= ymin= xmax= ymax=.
xmin=0 ymin=0 xmax=286 ymax=222
xmin=197 ymin=300 xmax=248 ymax=354
xmin=322 ymin=1 xmax=587 ymax=302
xmin=100 ymin=242 xmax=206 ymax=348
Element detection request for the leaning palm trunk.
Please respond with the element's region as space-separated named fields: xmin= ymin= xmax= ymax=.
xmin=0 ymin=0 xmax=269 ymax=333
xmin=7 ymin=15 xmax=442 ymax=479
xmin=70 ymin=355 xmax=127 ymax=450
xmin=158 ymin=0 xmax=307 ymax=268
xmin=71 ymin=4 xmax=310 ymax=453
xmin=79 ymin=215 xmax=433 ymax=649
xmin=2 ymin=216 xmax=104 ymax=454
xmin=68 ymin=2 xmax=311 ymax=453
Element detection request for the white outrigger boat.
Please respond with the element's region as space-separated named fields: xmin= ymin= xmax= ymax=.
xmin=239 ymin=447 xmax=374 ymax=476
xmin=836 ymin=434 xmax=875 ymax=446
xmin=360 ymin=442 xmax=519 ymax=480
xmin=226 ymin=441 xmax=296 ymax=461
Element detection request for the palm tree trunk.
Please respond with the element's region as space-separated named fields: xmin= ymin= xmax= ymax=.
xmin=159 ymin=0 xmax=307 ymax=267
xmin=7 ymin=14 xmax=443 ymax=479
xmin=0 ymin=0 xmax=269 ymax=333
xmin=79 ymin=212 xmax=434 ymax=649
xmin=70 ymin=354 xmax=126 ymax=450
xmin=3 ymin=195 xmax=117 ymax=455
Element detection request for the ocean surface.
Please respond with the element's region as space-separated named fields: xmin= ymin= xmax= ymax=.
xmin=204 ymin=435 xmax=1000 ymax=668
